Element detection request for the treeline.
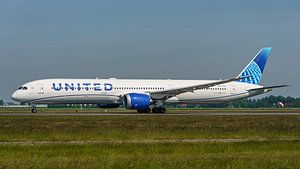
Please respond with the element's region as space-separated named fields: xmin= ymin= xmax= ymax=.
xmin=184 ymin=95 xmax=300 ymax=108
xmin=0 ymin=99 xmax=3 ymax=106
xmin=230 ymin=95 xmax=300 ymax=108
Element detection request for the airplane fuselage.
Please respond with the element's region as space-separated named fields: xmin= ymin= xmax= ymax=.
xmin=12 ymin=78 xmax=264 ymax=105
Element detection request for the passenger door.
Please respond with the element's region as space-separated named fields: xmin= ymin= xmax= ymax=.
xmin=37 ymin=84 xmax=44 ymax=94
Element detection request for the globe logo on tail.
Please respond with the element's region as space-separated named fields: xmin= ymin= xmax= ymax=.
xmin=237 ymin=47 xmax=271 ymax=85
xmin=239 ymin=61 xmax=262 ymax=84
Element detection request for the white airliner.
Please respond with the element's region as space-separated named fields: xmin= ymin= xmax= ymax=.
xmin=12 ymin=47 xmax=287 ymax=113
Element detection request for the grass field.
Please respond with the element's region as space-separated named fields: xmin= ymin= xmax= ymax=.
xmin=1 ymin=141 xmax=300 ymax=169
xmin=1 ymin=108 xmax=300 ymax=168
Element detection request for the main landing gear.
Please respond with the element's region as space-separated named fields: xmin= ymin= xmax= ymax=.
xmin=137 ymin=108 xmax=151 ymax=113
xmin=152 ymin=107 xmax=166 ymax=113
xmin=137 ymin=107 xmax=166 ymax=114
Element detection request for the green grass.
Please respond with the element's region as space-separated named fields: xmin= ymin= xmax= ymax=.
xmin=1 ymin=113 xmax=300 ymax=168
xmin=0 ymin=115 xmax=300 ymax=142
xmin=1 ymin=141 xmax=300 ymax=169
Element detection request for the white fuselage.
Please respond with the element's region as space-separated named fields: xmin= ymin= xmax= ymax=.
xmin=11 ymin=78 xmax=265 ymax=105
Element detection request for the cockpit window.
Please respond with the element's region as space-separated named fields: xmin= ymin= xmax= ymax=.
xmin=17 ymin=86 xmax=28 ymax=90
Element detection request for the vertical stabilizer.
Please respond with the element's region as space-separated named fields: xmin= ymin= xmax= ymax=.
xmin=237 ymin=47 xmax=271 ymax=84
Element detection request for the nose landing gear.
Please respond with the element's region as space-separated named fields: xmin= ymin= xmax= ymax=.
xmin=31 ymin=105 xmax=37 ymax=113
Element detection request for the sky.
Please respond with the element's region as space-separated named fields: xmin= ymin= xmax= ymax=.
xmin=0 ymin=0 xmax=299 ymax=102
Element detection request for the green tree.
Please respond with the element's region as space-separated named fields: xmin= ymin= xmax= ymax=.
xmin=0 ymin=99 xmax=3 ymax=106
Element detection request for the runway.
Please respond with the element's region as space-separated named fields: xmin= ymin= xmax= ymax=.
xmin=1 ymin=112 xmax=300 ymax=116
xmin=1 ymin=137 xmax=300 ymax=145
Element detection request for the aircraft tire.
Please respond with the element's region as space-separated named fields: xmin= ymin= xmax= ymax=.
xmin=137 ymin=108 xmax=150 ymax=113
xmin=152 ymin=107 xmax=166 ymax=113
xmin=152 ymin=108 xmax=159 ymax=113
xmin=160 ymin=107 xmax=166 ymax=113
xmin=31 ymin=108 xmax=37 ymax=113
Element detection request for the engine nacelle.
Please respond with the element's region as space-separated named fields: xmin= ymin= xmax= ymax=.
xmin=96 ymin=104 xmax=120 ymax=108
xmin=124 ymin=93 xmax=151 ymax=109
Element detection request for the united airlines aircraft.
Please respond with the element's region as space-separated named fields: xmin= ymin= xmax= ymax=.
xmin=11 ymin=47 xmax=287 ymax=113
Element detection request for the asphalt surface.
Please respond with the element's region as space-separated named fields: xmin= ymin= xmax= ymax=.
xmin=1 ymin=138 xmax=299 ymax=145
xmin=1 ymin=112 xmax=300 ymax=116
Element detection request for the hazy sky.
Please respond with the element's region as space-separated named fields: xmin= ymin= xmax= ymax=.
xmin=0 ymin=0 xmax=299 ymax=102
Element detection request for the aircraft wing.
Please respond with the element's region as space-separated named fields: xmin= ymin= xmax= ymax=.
xmin=150 ymin=76 xmax=250 ymax=99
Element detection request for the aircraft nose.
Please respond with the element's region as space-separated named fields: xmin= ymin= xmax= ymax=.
xmin=11 ymin=91 xmax=20 ymax=102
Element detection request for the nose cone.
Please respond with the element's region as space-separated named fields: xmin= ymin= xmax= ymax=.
xmin=11 ymin=91 xmax=21 ymax=102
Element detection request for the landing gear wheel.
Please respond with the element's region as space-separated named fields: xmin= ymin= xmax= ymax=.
xmin=31 ymin=108 xmax=37 ymax=113
xmin=137 ymin=108 xmax=151 ymax=113
xmin=152 ymin=107 xmax=166 ymax=113
xmin=152 ymin=107 xmax=159 ymax=113
xmin=160 ymin=107 xmax=166 ymax=113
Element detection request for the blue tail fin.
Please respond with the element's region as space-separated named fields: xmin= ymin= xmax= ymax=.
xmin=237 ymin=47 xmax=271 ymax=85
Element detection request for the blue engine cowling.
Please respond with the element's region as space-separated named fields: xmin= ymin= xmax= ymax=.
xmin=124 ymin=93 xmax=151 ymax=109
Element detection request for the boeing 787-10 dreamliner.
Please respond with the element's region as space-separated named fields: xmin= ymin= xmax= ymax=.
xmin=12 ymin=47 xmax=287 ymax=113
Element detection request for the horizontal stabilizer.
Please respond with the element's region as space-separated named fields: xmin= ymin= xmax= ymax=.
xmin=248 ymin=85 xmax=289 ymax=92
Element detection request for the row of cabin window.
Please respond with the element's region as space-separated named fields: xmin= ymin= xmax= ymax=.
xmin=202 ymin=88 xmax=227 ymax=90
xmin=114 ymin=87 xmax=165 ymax=90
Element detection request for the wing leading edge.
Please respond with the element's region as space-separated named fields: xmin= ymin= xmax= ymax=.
xmin=150 ymin=76 xmax=251 ymax=100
